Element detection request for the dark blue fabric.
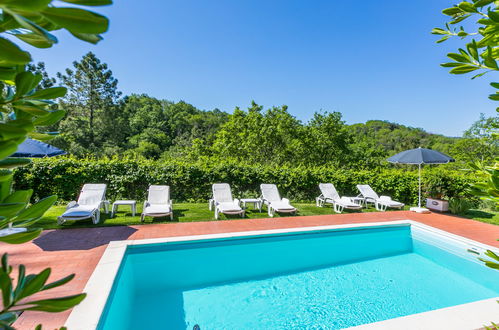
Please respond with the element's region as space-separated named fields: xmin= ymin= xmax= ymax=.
xmin=11 ymin=139 xmax=67 ymax=158
xmin=387 ymin=147 xmax=454 ymax=164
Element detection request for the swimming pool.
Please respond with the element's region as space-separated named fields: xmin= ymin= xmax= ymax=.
xmin=66 ymin=221 xmax=499 ymax=329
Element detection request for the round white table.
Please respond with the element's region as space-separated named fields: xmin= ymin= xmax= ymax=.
xmin=111 ymin=200 xmax=136 ymax=218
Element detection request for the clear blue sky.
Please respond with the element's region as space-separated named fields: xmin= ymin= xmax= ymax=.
xmin=30 ymin=0 xmax=497 ymax=136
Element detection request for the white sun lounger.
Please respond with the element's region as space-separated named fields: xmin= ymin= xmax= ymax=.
xmin=211 ymin=183 xmax=245 ymax=220
xmin=58 ymin=184 xmax=109 ymax=225
xmin=260 ymin=184 xmax=296 ymax=217
xmin=141 ymin=185 xmax=173 ymax=221
xmin=316 ymin=183 xmax=363 ymax=213
xmin=356 ymin=184 xmax=405 ymax=211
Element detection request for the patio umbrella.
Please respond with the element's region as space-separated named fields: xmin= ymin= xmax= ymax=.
xmin=387 ymin=147 xmax=454 ymax=212
xmin=11 ymin=138 xmax=66 ymax=158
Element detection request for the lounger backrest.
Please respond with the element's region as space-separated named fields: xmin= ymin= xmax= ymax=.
xmin=212 ymin=183 xmax=234 ymax=203
xmin=319 ymin=183 xmax=340 ymax=201
xmin=147 ymin=185 xmax=170 ymax=205
xmin=78 ymin=184 xmax=106 ymax=206
xmin=357 ymin=184 xmax=379 ymax=200
xmin=260 ymin=184 xmax=281 ymax=202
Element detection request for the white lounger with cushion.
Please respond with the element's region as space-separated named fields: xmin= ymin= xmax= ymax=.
xmin=141 ymin=185 xmax=173 ymax=221
xmin=316 ymin=183 xmax=362 ymax=213
xmin=260 ymin=184 xmax=297 ymax=217
xmin=211 ymin=183 xmax=245 ymax=220
xmin=58 ymin=183 xmax=108 ymax=225
xmin=356 ymin=184 xmax=404 ymax=211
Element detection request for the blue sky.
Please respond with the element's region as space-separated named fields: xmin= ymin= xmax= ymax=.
xmin=30 ymin=0 xmax=497 ymax=136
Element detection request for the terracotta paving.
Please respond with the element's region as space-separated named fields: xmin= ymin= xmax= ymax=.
xmin=4 ymin=210 xmax=499 ymax=329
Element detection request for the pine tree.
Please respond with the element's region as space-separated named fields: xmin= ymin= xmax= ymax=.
xmin=56 ymin=52 xmax=123 ymax=155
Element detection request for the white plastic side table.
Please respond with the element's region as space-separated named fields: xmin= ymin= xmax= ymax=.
xmin=111 ymin=200 xmax=136 ymax=218
xmin=241 ymin=198 xmax=262 ymax=212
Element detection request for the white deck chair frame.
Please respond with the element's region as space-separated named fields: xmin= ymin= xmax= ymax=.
xmin=260 ymin=184 xmax=297 ymax=217
xmin=356 ymin=184 xmax=404 ymax=211
xmin=316 ymin=183 xmax=363 ymax=213
xmin=141 ymin=185 xmax=173 ymax=221
xmin=58 ymin=184 xmax=109 ymax=225
xmin=210 ymin=183 xmax=245 ymax=220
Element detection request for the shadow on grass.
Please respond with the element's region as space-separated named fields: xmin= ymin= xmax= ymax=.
xmin=463 ymin=209 xmax=495 ymax=219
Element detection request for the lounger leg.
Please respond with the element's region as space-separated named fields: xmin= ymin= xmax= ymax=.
xmin=241 ymin=210 xmax=245 ymax=218
xmin=215 ymin=208 xmax=219 ymax=220
xmin=170 ymin=212 xmax=173 ymax=220
xmin=57 ymin=217 xmax=64 ymax=225
xmin=140 ymin=214 xmax=145 ymax=222
xmin=268 ymin=207 xmax=273 ymax=217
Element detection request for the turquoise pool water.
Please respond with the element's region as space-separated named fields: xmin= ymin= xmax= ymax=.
xmin=98 ymin=225 xmax=499 ymax=329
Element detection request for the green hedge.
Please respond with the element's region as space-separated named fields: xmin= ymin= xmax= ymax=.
xmin=13 ymin=157 xmax=477 ymax=204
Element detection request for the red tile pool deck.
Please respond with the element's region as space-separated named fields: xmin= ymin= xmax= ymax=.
xmin=5 ymin=210 xmax=499 ymax=329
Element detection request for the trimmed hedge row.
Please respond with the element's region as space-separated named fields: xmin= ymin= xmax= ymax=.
xmin=13 ymin=157 xmax=477 ymax=204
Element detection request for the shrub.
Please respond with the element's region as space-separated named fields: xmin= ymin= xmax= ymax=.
xmin=13 ymin=157 xmax=478 ymax=204
xmin=448 ymin=198 xmax=473 ymax=215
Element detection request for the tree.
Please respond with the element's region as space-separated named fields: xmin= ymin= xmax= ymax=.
xmin=452 ymin=114 xmax=499 ymax=164
xmin=26 ymin=62 xmax=56 ymax=90
xmin=432 ymin=0 xmax=499 ymax=107
xmin=56 ymin=52 xmax=123 ymax=156
xmin=0 ymin=0 xmax=111 ymax=327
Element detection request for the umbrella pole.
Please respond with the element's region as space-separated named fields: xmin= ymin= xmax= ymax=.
xmin=418 ymin=163 xmax=421 ymax=208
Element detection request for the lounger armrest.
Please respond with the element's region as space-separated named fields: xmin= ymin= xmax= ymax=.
xmin=66 ymin=201 xmax=77 ymax=210
xmin=169 ymin=200 xmax=173 ymax=209
xmin=143 ymin=201 xmax=150 ymax=209
xmin=282 ymin=198 xmax=290 ymax=203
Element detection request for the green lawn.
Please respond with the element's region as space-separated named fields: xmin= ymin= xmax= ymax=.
xmin=34 ymin=203 xmax=498 ymax=230
xmin=36 ymin=203 xmax=370 ymax=230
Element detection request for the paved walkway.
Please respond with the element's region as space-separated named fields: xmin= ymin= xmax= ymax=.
xmin=6 ymin=211 xmax=499 ymax=329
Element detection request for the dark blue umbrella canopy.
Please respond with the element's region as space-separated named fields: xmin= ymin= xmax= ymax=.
xmin=387 ymin=147 xmax=454 ymax=165
xmin=11 ymin=139 xmax=66 ymax=158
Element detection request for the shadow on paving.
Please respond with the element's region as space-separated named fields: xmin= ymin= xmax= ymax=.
xmin=33 ymin=226 xmax=138 ymax=251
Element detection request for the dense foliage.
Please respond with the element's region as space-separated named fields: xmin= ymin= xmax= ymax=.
xmin=30 ymin=53 xmax=498 ymax=167
xmin=13 ymin=157 xmax=477 ymax=205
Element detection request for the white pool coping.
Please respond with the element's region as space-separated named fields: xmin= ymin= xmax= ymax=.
xmin=65 ymin=220 xmax=499 ymax=330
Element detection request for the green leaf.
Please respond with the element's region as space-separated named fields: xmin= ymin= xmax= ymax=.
xmin=447 ymin=52 xmax=471 ymax=63
xmin=8 ymin=12 xmax=57 ymax=45
xmin=488 ymin=10 xmax=499 ymax=22
xmin=42 ymin=273 xmax=75 ymax=291
xmin=474 ymin=0 xmax=494 ymax=7
xmin=437 ymin=35 xmax=450 ymax=43
xmin=0 ymin=140 xmax=22 ymax=159
xmin=28 ymin=87 xmax=67 ymax=100
xmin=0 ymin=67 xmax=17 ymax=81
xmin=14 ymin=195 xmax=57 ymax=221
xmin=11 ymin=102 xmax=49 ymax=116
xmin=467 ymin=40 xmax=479 ymax=61
xmin=0 ymin=312 xmax=17 ymax=325
xmin=14 ymin=33 xmax=54 ymax=49
xmin=0 ymin=0 xmax=52 ymax=11
xmin=0 ymin=158 xmax=31 ymax=170
xmin=484 ymin=46 xmax=498 ymax=69
xmin=442 ymin=7 xmax=463 ymax=15
xmin=42 ymin=8 xmax=109 ymax=34
xmin=451 ymin=14 xmax=471 ymax=24
xmin=0 ymin=37 xmax=31 ymax=66
xmin=70 ymin=32 xmax=102 ymax=44
xmin=458 ymin=1 xmax=478 ymax=12
xmin=431 ymin=28 xmax=449 ymax=35
xmin=489 ymin=93 xmax=499 ymax=100
xmin=24 ymin=293 xmax=87 ymax=312
xmin=4 ymin=190 xmax=33 ymax=204
xmin=0 ymin=123 xmax=28 ymax=140
xmin=441 ymin=62 xmax=464 ymax=67
xmin=61 ymin=0 xmax=113 ymax=5
xmin=449 ymin=64 xmax=480 ymax=73
xmin=0 ymin=203 xmax=25 ymax=218
xmin=490 ymin=82 xmax=499 ymax=89
xmin=15 ymin=72 xmax=37 ymax=97
xmin=16 ymin=269 xmax=51 ymax=301
xmin=0 ymin=270 xmax=13 ymax=308
xmin=0 ymin=228 xmax=42 ymax=244
xmin=27 ymin=132 xmax=56 ymax=141
xmin=33 ymin=110 xmax=66 ymax=126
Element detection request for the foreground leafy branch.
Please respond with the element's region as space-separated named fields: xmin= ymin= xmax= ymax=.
xmin=0 ymin=0 xmax=111 ymax=327
xmin=432 ymin=0 xmax=499 ymax=103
